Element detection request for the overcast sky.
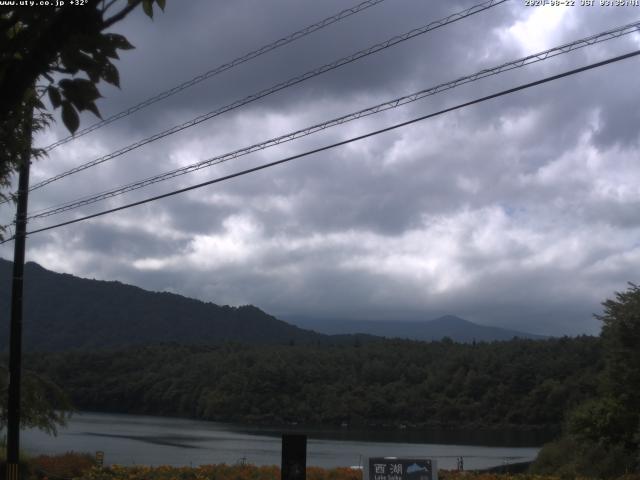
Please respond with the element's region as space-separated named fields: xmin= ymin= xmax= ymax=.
xmin=2 ymin=0 xmax=640 ymax=336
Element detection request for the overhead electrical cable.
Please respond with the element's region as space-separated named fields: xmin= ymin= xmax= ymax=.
xmin=1 ymin=49 xmax=635 ymax=243
xmin=24 ymin=20 xmax=640 ymax=221
xmin=26 ymin=0 xmax=508 ymax=193
xmin=41 ymin=0 xmax=389 ymax=152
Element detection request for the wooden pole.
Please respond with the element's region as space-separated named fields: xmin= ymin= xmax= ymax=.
xmin=6 ymin=108 xmax=33 ymax=480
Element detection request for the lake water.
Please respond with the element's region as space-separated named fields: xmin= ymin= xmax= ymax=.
xmin=22 ymin=412 xmax=544 ymax=470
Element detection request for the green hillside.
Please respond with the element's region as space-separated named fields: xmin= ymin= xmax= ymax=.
xmin=0 ymin=259 xmax=330 ymax=350
xmin=27 ymin=336 xmax=601 ymax=430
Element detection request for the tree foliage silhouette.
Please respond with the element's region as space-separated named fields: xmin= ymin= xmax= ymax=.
xmin=0 ymin=0 xmax=166 ymax=207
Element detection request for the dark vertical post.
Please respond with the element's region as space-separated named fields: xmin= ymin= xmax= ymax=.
xmin=6 ymin=111 xmax=32 ymax=480
xmin=281 ymin=434 xmax=306 ymax=480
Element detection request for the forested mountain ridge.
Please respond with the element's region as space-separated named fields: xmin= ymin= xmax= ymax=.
xmin=1 ymin=259 xmax=543 ymax=350
xmin=0 ymin=259 xmax=333 ymax=350
xmin=26 ymin=336 xmax=602 ymax=430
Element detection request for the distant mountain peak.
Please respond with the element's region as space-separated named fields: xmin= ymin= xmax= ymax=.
xmin=429 ymin=315 xmax=469 ymax=325
xmin=285 ymin=314 xmax=547 ymax=343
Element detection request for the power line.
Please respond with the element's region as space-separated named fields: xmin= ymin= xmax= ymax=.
xmin=41 ymin=0 xmax=389 ymax=152
xmin=24 ymin=20 xmax=640 ymax=221
xmin=3 ymin=49 xmax=635 ymax=243
xmin=26 ymin=0 xmax=508 ymax=193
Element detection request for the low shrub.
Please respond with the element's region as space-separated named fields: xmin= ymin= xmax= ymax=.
xmin=29 ymin=451 xmax=96 ymax=479
xmin=1 ymin=455 xmax=636 ymax=480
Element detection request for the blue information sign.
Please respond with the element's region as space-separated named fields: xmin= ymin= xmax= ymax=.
xmin=365 ymin=458 xmax=437 ymax=480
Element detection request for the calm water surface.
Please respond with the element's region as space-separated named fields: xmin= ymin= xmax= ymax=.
xmin=22 ymin=412 xmax=545 ymax=470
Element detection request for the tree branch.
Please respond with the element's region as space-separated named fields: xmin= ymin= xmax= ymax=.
xmin=51 ymin=66 xmax=73 ymax=74
xmin=102 ymin=0 xmax=120 ymax=13
xmin=103 ymin=0 xmax=143 ymax=29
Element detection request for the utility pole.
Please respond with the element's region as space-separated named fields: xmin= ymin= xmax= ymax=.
xmin=6 ymin=108 xmax=33 ymax=480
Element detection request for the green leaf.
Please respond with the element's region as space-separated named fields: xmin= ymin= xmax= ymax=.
xmin=59 ymin=78 xmax=102 ymax=108
xmin=101 ymin=62 xmax=120 ymax=88
xmin=96 ymin=34 xmax=119 ymax=59
xmin=59 ymin=49 xmax=80 ymax=75
xmin=85 ymin=101 xmax=102 ymax=119
xmin=73 ymin=52 xmax=102 ymax=82
xmin=142 ymin=0 xmax=153 ymax=18
xmin=104 ymin=33 xmax=134 ymax=51
xmin=155 ymin=0 xmax=166 ymax=11
xmin=59 ymin=79 xmax=102 ymax=120
xmin=47 ymin=87 xmax=61 ymax=108
xmin=6 ymin=24 xmax=18 ymax=40
xmin=61 ymin=101 xmax=79 ymax=134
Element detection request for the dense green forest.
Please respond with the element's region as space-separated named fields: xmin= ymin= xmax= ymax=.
xmin=530 ymin=284 xmax=640 ymax=477
xmin=26 ymin=336 xmax=601 ymax=429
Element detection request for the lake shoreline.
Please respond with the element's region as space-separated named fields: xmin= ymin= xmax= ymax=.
xmin=21 ymin=411 xmax=542 ymax=470
xmin=70 ymin=409 xmax=557 ymax=447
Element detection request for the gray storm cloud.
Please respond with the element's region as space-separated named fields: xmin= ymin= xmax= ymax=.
xmin=1 ymin=0 xmax=639 ymax=336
